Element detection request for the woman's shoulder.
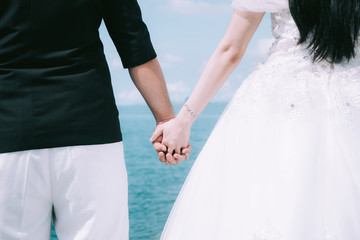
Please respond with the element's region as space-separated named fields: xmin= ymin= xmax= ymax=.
xmin=231 ymin=0 xmax=288 ymax=13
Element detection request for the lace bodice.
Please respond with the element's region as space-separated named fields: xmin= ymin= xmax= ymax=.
xmin=226 ymin=9 xmax=360 ymax=137
xmin=231 ymin=0 xmax=360 ymax=70
xmin=269 ymin=10 xmax=299 ymax=53
xmin=268 ymin=9 xmax=360 ymax=69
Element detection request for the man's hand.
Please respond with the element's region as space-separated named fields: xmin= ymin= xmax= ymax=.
xmin=151 ymin=134 xmax=167 ymax=163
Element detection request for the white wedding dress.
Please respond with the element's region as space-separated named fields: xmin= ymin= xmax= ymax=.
xmin=161 ymin=0 xmax=360 ymax=239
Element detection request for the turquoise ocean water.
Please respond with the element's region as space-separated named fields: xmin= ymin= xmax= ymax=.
xmin=51 ymin=102 xmax=227 ymax=240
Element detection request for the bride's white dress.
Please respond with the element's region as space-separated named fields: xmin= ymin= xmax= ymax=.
xmin=161 ymin=0 xmax=360 ymax=239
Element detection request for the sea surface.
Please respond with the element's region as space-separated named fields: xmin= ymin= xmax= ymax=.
xmin=51 ymin=102 xmax=227 ymax=240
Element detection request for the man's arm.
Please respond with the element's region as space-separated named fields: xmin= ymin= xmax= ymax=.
xmin=102 ymin=0 xmax=190 ymax=163
xmin=129 ymin=58 xmax=190 ymax=164
xmin=128 ymin=58 xmax=174 ymax=124
xmin=103 ymin=0 xmax=173 ymax=123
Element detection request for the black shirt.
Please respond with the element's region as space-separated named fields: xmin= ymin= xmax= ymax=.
xmin=0 ymin=0 xmax=156 ymax=153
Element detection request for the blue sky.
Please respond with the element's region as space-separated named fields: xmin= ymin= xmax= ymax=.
xmin=100 ymin=0 xmax=274 ymax=105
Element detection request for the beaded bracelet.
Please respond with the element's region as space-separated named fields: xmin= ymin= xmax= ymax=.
xmin=184 ymin=103 xmax=197 ymax=118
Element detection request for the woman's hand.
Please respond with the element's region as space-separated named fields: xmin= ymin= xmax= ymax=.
xmin=152 ymin=134 xmax=191 ymax=165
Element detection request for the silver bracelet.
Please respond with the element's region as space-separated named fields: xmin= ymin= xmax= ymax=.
xmin=184 ymin=103 xmax=197 ymax=118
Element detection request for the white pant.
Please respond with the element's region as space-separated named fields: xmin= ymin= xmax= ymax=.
xmin=0 ymin=142 xmax=128 ymax=240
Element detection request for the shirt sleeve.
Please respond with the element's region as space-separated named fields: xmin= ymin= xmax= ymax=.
xmin=231 ymin=0 xmax=288 ymax=13
xmin=102 ymin=0 xmax=157 ymax=68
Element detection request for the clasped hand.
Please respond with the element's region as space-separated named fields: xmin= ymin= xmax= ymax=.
xmin=150 ymin=118 xmax=192 ymax=165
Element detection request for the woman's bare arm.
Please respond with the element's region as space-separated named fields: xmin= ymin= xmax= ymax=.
xmin=151 ymin=10 xmax=265 ymax=164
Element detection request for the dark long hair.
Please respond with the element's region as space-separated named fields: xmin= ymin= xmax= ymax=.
xmin=289 ymin=0 xmax=360 ymax=63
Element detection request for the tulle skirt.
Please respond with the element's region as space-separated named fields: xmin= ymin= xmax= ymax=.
xmin=161 ymin=55 xmax=360 ymax=240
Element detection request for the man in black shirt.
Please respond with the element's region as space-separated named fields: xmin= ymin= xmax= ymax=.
xmin=0 ymin=0 xmax=186 ymax=239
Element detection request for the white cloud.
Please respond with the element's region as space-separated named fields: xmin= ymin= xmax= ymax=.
xmin=159 ymin=53 xmax=184 ymax=68
xmin=164 ymin=53 xmax=184 ymax=63
xmin=115 ymin=88 xmax=145 ymax=105
xmin=232 ymin=72 xmax=244 ymax=81
xmin=167 ymin=81 xmax=191 ymax=103
xmin=163 ymin=0 xmax=232 ymax=16
xmin=114 ymin=81 xmax=191 ymax=105
xmin=110 ymin=58 xmax=123 ymax=69
xmin=257 ymin=38 xmax=275 ymax=54
xmin=216 ymin=81 xmax=237 ymax=100
xmin=248 ymin=37 xmax=274 ymax=59
xmin=198 ymin=60 xmax=208 ymax=73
